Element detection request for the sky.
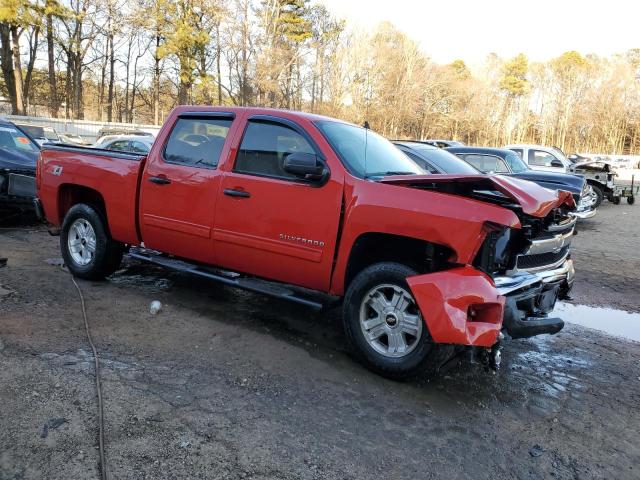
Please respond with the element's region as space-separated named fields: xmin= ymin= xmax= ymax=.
xmin=318 ymin=0 xmax=639 ymax=65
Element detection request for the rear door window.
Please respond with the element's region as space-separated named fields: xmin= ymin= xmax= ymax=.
xmin=130 ymin=141 xmax=150 ymax=154
xmin=106 ymin=140 xmax=131 ymax=152
xmin=461 ymin=154 xmax=509 ymax=173
xmin=234 ymin=121 xmax=315 ymax=180
xmin=164 ymin=117 xmax=232 ymax=169
xmin=402 ymin=150 xmax=436 ymax=173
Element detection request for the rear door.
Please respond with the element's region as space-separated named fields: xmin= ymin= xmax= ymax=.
xmin=139 ymin=112 xmax=235 ymax=263
xmin=213 ymin=116 xmax=343 ymax=291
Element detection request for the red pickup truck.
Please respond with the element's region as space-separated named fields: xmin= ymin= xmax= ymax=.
xmin=35 ymin=106 xmax=577 ymax=378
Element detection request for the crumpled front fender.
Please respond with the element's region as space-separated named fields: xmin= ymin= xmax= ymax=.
xmin=407 ymin=266 xmax=505 ymax=347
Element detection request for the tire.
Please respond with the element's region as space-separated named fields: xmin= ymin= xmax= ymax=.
xmin=612 ymin=196 xmax=621 ymax=205
xmin=590 ymin=183 xmax=604 ymax=208
xmin=60 ymin=203 xmax=124 ymax=280
xmin=343 ymin=262 xmax=437 ymax=380
xmin=627 ymin=196 xmax=635 ymax=205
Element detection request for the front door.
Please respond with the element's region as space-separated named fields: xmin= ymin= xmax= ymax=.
xmin=213 ymin=118 xmax=343 ymax=291
xmin=527 ymin=149 xmax=566 ymax=172
xmin=139 ymin=113 xmax=235 ymax=263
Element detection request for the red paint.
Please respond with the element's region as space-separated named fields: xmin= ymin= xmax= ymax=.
xmin=407 ymin=266 xmax=505 ymax=347
xmin=37 ymin=106 xmax=575 ymax=347
xmin=381 ymin=174 xmax=575 ymax=216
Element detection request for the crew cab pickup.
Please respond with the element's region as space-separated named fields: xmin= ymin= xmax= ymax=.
xmin=505 ymin=144 xmax=616 ymax=207
xmin=36 ymin=106 xmax=577 ymax=378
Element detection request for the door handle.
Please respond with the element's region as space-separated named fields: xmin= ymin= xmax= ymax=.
xmin=223 ymin=188 xmax=251 ymax=198
xmin=149 ymin=176 xmax=171 ymax=185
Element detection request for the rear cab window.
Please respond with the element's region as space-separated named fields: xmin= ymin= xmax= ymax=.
xmin=164 ymin=117 xmax=233 ymax=169
xmin=234 ymin=121 xmax=316 ymax=180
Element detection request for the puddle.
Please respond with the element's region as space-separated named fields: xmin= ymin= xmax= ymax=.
xmin=555 ymin=302 xmax=640 ymax=342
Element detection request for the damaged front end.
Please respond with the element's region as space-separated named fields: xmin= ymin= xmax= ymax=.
xmin=385 ymin=174 xmax=577 ymax=370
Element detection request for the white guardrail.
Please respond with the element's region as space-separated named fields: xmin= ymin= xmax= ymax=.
xmin=1 ymin=114 xmax=161 ymax=143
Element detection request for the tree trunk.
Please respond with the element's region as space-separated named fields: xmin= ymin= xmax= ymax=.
xmin=10 ymin=26 xmax=25 ymax=115
xmin=0 ymin=23 xmax=19 ymax=114
xmin=107 ymin=32 xmax=115 ymax=122
xmin=154 ymin=32 xmax=160 ymax=124
xmin=46 ymin=12 xmax=59 ymax=117
xmin=216 ymin=22 xmax=222 ymax=104
xmin=24 ymin=26 xmax=40 ymax=113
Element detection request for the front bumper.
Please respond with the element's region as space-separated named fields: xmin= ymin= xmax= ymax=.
xmin=572 ymin=207 xmax=597 ymax=219
xmin=406 ymin=261 xmax=573 ymax=348
xmin=495 ymin=261 xmax=572 ymax=339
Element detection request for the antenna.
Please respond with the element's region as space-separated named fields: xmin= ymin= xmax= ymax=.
xmin=363 ymin=121 xmax=369 ymax=178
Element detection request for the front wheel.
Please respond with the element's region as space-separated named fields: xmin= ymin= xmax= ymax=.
xmin=60 ymin=203 xmax=124 ymax=280
xmin=590 ymin=184 xmax=604 ymax=207
xmin=343 ymin=262 xmax=437 ymax=379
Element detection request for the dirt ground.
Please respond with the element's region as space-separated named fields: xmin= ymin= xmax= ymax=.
xmin=0 ymin=202 xmax=639 ymax=480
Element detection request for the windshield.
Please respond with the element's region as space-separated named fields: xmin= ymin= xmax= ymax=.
xmin=408 ymin=144 xmax=479 ymax=174
xmin=0 ymin=125 xmax=39 ymax=152
xmin=315 ymin=121 xmax=423 ymax=178
xmin=504 ymin=152 xmax=529 ymax=173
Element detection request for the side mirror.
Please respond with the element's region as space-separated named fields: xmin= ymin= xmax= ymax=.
xmin=283 ymin=152 xmax=329 ymax=184
xmin=550 ymin=159 xmax=564 ymax=168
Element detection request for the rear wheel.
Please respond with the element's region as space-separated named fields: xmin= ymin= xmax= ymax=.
xmin=612 ymin=196 xmax=621 ymax=205
xmin=343 ymin=262 xmax=437 ymax=379
xmin=61 ymin=203 xmax=124 ymax=280
xmin=627 ymin=196 xmax=635 ymax=205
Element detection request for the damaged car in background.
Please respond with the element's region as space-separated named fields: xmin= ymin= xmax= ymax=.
xmin=36 ymin=107 xmax=577 ymax=379
xmin=394 ymin=142 xmax=597 ymax=219
xmin=0 ymin=120 xmax=38 ymax=212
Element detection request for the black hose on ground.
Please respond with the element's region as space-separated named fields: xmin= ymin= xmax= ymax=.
xmin=70 ymin=274 xmax=108 ymax=480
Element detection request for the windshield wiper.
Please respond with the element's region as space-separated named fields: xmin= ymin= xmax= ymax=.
xmin=366 ymin=170 xmax=417 ymax=178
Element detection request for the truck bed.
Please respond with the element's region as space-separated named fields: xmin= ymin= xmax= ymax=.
xmin=38 ymin=144 xmax=146 ymax=245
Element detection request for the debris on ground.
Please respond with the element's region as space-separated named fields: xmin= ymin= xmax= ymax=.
xmin=149 ymin=300 xmax=162 ymax=315
xmin=0 ymin=285 xmax=15 ymax=297
xmin=529 ymin=445 xmax=545 ymax=457
xmin=41 ymin=418 xmax=68 ymax=439
xmin=44 ymin=258 xmax=65 ymax=266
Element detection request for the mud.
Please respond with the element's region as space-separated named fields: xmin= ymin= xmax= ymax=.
xmin=0 ymin=203 xmax=639 ymax=479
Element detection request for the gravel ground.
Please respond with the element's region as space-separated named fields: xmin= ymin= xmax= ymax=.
xmin=0 ymin=202 xmax=639 ymax=480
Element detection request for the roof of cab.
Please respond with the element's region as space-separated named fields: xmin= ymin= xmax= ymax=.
xmin=171 ymin=105 xmax=350 ymax=125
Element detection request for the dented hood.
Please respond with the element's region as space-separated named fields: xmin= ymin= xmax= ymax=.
xmin=380 ymin=174 xmax=575 ymax=217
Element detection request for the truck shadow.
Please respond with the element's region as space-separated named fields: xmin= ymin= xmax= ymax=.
xmin=107 ymin=258 xmax=586 ymax=418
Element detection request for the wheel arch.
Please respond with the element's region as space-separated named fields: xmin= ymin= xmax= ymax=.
xmin=57 ymin=184 xmax=107 ymax=225
xmin=338 ymin=232 xmax=454 ymax=295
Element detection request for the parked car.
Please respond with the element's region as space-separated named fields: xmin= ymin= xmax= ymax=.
xmin=94 ymin=135 xmax=154 ymax=154
xmin=36 ymin=106 xmax=577 ymax=378
xmin=0 ymin=120 xmax=39 ymax=208
xmin=14 ymin=124 xmax=61 ymax=145
xmin=443 ymin=146 xmax=597 ymax=219
xmin=59 ymin=133 xmax=90 ymax=146
xmin=397 ymin=139 xmax=465 ymax=149
xmin=95 ymin=127 xmax=154 ymax=145
xmin=505 ymin=144 xmax=616 ymax=207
